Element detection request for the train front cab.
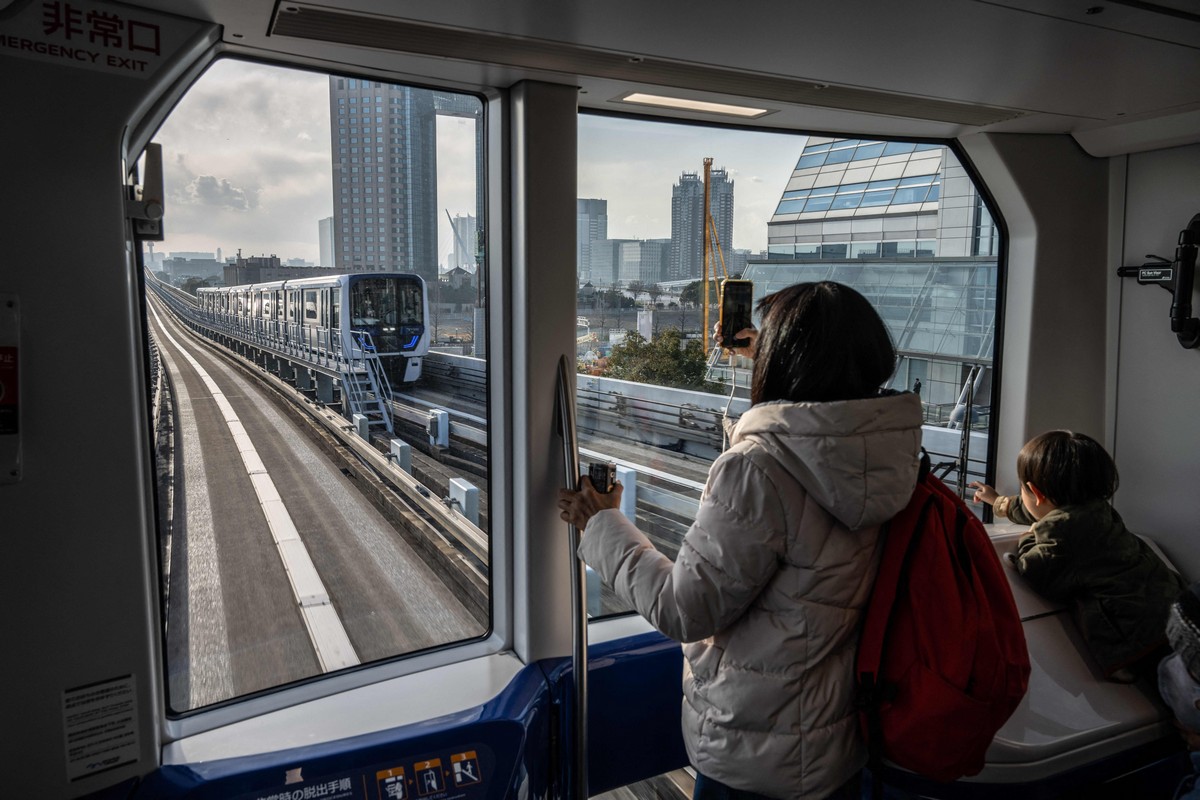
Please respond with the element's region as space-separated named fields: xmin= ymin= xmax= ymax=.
xmin=344 ymin=273 xmax=429 ymax=385
xmin=4 ymin=2 xmax=1200 ymax=798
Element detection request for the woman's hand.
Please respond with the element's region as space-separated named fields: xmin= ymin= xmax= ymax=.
xmin=713 ymin=321 xmax=758 ymax=359
xmin=970 ymin=481 xmax=999 ymax=506
xmin=558 ymin=476 xmax=623 ymax=531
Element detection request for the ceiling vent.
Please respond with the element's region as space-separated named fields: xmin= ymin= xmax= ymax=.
xmin=271 ymin=4 xmax=1030 ymax=127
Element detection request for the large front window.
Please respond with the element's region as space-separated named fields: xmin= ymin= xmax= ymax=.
xmin=576 ymin=114 xmax=1002 ymax=618
xmin=147 ymin=60 xmax=488 ymax=713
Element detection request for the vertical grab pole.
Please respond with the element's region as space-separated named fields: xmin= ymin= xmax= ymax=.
xmin=957 ymin=364 xmax=978 ymax=497
xmin=555 ymin=355 xmax=589 ymax=798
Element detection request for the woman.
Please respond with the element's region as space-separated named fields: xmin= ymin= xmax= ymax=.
xmin=558 ymin=282 xmax=923 ymax=800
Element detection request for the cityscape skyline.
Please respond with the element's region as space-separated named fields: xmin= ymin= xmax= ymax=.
xmin=149 ymin=60 xmax=807 ymax=272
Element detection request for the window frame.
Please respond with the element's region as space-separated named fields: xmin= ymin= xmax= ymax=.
xmin=142 ymin=54 xmax=508 ymax=742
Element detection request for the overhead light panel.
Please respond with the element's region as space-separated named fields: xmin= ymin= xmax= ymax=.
xmin=618 ymin=92 xmax=772 ymax=118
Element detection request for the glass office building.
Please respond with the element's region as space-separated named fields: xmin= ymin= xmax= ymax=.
xmin=723 ymin=137 xmax=1000 ymax=423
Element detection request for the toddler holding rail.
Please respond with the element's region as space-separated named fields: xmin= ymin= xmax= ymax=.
xmin=971 ymin=430 xmax=1184 ymax=681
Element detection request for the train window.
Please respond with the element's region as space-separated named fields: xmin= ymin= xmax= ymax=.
xmin=145 ymin=60 xmax=488 ymax=713
xmin=577 ymin=114 xmax=1000 ymax=619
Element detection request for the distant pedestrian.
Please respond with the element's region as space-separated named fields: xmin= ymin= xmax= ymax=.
xmin=912 ymin=378 xmax=922 ymax=395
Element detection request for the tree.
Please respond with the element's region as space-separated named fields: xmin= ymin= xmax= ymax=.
xmin=627 ymin=280 xmax=648 ymax=302
xmin=680 ymin=278 xmax=720 ymax=307
xmin=600 ymin=328 xmax=716 ymax=392
xmin=646 ymin=283 xmax=663 ymax=307
xmin=181 ymin=277 xmax=212 ymax=296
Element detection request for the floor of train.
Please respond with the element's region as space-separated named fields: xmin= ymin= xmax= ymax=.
xmin=596 ymin=769 xmax=694 ymax=800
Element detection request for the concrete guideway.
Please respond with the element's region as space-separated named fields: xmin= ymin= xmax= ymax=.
xmin=148 ymin=299 xmax=360 ymax=674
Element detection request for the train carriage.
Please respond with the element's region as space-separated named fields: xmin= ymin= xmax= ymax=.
xmin=196 ymin=272 xmax=430 ymax=385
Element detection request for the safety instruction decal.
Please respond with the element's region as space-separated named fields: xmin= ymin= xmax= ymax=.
xmin=245 ymin=774 xmax=359 ymax=800
xmin=0 ymin=0 xmax=203 ymax=78
xmin=449 ymin=752 xmax=481 ymax=788
xmin=231 ymin=743 xmax=493 ymax=800
xmin=376 ymin=766 xmax=406 ymax=799
xmin=62 ymin=674 xmax=139 ymax=782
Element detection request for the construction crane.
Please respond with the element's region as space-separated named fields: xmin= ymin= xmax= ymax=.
xmin=445 ymin=209 xmax=474 ymax=269
xmin=701 ymin=157 xmax=730 ymax=354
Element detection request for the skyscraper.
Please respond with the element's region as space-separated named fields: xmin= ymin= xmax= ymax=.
xmin=329 ymin=76 xmax=438 ymax=283
xmin=448 ymin=213 xmax=478 ymax=270
xmin=318 ymin=216 xmax=334 ymax=268
xmin=669 ymin=167 xmax=733 ymax=282
xmin=577 ymin=199 xmax=608 ymax=284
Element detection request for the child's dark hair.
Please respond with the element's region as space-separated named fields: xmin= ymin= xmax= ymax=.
xmin=751 ymin=281 xmax=896 ymax=404
xmin=1016 ymin=430 xmax=1119 ymax=506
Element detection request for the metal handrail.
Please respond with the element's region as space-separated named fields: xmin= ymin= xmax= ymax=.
xmin=555 ymin=354 xmax=588 ymax=799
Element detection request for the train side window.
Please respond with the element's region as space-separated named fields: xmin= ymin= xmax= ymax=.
xmin=145 ymin=59 xmax=489 ymax=714
xmin=576 ymin=114 xmax=1001 ymax=619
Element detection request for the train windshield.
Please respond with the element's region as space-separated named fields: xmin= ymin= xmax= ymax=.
xmin=146 ymin=59 xmax=487 ymax=715
xmin=350 ymin=276 xmax=423 ymax=352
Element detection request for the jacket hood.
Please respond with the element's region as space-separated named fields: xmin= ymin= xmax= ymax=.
xmin=729 ymin=391 xmax=923 ymax=530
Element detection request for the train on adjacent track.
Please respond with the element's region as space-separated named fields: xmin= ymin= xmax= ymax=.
xmin=195 ymin=272 xmax=431 ymax=385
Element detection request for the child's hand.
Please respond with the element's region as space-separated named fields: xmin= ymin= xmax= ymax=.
xmin=970 ymin=481 xmax=999 ymax=506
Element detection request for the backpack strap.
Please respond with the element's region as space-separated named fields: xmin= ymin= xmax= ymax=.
xmin=858 ymin=449 xmax=932 ymax=798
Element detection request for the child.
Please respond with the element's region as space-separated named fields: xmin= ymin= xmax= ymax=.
xmin=971 ymin=430 xmax=1184 ymax=682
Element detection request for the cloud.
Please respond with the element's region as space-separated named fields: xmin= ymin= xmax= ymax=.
xmin=183 ymin=175 xmax=255 ymax=210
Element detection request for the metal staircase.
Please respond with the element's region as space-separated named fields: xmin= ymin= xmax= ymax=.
xmin=342 ymin=331 xmax=395 ymax=436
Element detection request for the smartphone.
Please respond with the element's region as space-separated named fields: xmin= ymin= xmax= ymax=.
xmin=587 ymin=461 xmax=616 ymax=494
xmin=720 ymin=279 xmax=754 ymax=349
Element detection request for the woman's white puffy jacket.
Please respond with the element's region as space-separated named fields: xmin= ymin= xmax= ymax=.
xmin=578 ymin=392 xmax=923 ymax=799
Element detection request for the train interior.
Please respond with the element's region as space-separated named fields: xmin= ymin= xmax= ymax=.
xmin=3 ymin=0 xmax=1199 ymax=797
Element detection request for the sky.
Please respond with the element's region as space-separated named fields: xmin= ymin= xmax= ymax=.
xmin=578 ymin=114 xmax=805 ymax=253
xmin=151 ymin=59 xmax=807 ymax=267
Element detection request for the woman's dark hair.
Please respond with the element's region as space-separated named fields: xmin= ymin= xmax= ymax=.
xmin=750 ymin=281 xmax=896 ymax=404
xmin=1016 ymin=430 xmax=1119 ymax=506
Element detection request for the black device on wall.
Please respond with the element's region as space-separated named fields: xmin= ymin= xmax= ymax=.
xmin=1117 ymin=212 xmax=1200 ymax=349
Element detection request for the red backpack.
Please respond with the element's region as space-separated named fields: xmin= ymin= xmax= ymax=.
xmin=856 ymin=453 xmax=1031 ymax=784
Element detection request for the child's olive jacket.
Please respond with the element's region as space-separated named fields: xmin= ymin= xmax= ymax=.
xmin=998 ymin=495 xmax=1185 ymax=675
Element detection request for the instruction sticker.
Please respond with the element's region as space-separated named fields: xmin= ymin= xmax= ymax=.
xmin=0 ymin=0 xmax=204 ymax=79
xmin=449 ymin=752 xmax=481 ymax=788
xmin=376 ymin=766 xmax=407 ymax=799
xmin=62 ymin=675 xmax=139 ymax=781
xmin=413 ymin=758 xmax=445 ymax=797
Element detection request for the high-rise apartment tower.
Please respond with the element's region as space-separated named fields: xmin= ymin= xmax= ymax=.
xmin=329 ymin=76 xmax=438 ymax=283
xmin=669 ymin=168 xmax=733 ymax=281
xmin=577 ymin=199 xmax=608 ymax=284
